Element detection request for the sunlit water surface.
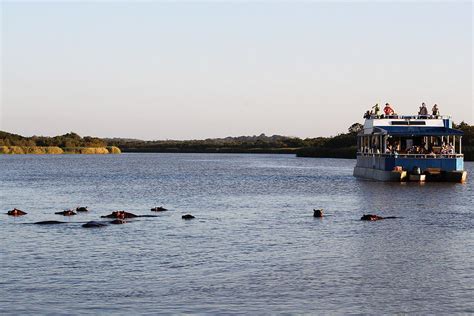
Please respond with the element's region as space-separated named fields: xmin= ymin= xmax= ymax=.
xmin=1 ymin=154 xmax=473 ymax=314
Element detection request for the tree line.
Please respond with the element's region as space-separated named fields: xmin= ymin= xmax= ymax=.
xmin=0 ymin=132 xmax=106 ymax=148
xmin=0 ymin=131 xmax=120 ymax=154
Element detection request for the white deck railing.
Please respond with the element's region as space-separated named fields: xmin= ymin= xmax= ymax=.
xmin=357 ymin=152 xmax=463 ymax=159
xmin=366 ymin=115 xmax=450 ymax=120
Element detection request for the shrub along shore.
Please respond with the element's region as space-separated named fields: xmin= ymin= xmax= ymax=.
xmin=0 ymin=132 xmax=121 ymax=154
xmin=0 ymin=121 xmax=472 ymax=160
xmin=0 ymin=145 xmax=121 ymax=155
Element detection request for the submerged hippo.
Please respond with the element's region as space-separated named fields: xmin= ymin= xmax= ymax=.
xmin=7 ymin=208 xmax=27 ymax=216
xmin=361 ymin=214 xmax=398 ymax=221
xmin=82 ymin=221 xmax=107 ymax=228
xmin=34 ymin=220 xmax=65 ymax=225
xmin=182 ymin=214 xmax=195 ymax=220
xmin=101 ymin=211 xmax=138 ymax=219
xmin=151 ymin=206 xmax=168 ymax=212
xmin=55 ymin=210 xmax=77 ymax=216
xmin=313 ymin=209 xmax=324 ymax=218
xmin=76 ymin=206 xmax=89 ymax=212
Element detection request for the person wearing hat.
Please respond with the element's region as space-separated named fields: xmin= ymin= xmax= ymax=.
xmin=384 ymin=103 xmax=395 ymax=116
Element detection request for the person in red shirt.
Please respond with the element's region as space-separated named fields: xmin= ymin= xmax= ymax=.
xmin=384 ymin=103 xmax=395 ymax=116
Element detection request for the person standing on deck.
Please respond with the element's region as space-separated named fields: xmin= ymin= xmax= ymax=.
xmin=384 ymin=103 xmax=395 ymax=116
xmin=419 ymin=102 xmax=428 ymax=116
xmin=432 ymin=104 xmax=440 ymax=117
xmin=372 ymin=103 xmax=380 ymax=117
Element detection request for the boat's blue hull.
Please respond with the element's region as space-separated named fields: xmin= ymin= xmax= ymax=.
xmin=355 ymin=155 xmax=463 ymax=172
xmin=354 ymin=155 xmax=466 ymax=182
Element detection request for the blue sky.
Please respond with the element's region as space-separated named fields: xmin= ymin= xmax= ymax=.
xmin=1 ymin=1 xmax=472 ymax=139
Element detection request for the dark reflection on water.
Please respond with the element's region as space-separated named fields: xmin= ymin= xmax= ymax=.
xmin=1 ymin=154 xmax=472 ymax=314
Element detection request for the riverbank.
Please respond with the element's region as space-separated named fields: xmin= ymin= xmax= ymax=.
xmin=0 ymin=131 xmax=121 ymax=154
xmin=0 ymin=146 xmax=121 ymax=155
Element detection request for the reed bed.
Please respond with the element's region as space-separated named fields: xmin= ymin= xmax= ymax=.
xmin=0 ymin=146 xmax=121 ymax=155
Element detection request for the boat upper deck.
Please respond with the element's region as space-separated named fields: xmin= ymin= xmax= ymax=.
xmin=357 ymin=114 xmax=464 ymax=159
xmin=361 ymin=115 xmax=462 ymax=136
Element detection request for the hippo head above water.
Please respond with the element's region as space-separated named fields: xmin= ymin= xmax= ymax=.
xmin=360 ymin=214 xmax=398 ymax=221
xmin=313 ymin=209 xmax=324 ymax=218
xmin=101 ymin=211 xmax=138 ymax=219
xmin=361 ymin=214 xmax=384 ymax=221
xmin=76 ymin=206 xmax=89 ymax=212
xmin=151 ymin=206 xmax=168 ymax=212
xmin=7 ymin=208 xmax=27 ymax=216
xmin=55 ymin=210 xmax=77 ymax=216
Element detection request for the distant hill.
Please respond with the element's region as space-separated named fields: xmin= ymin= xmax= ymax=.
xmin=106 ymin=133 xmax=320 ymax=154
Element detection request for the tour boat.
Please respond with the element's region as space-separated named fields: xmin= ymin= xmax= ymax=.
xmin=353 ymin=113 xmax=467 ymax=182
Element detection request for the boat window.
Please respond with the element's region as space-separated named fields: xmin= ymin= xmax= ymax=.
xmin=390 ymin=121 xmax=426 ymax=125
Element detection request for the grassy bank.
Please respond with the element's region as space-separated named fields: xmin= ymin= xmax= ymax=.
xmin=62 ymin=146 xmax=121 ymax=154
xmin=0 ymin=131 xmax=121 ymax=155
xmin=0 ymin=146 xmax=64 ymax=154
xmin=0 ymin=146 xmax=121 ymax=155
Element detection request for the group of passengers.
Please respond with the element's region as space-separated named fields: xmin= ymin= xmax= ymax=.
xmin=440 ymin=143 xmax=455 ymax=155
xmin=418 ymin=103 xmax=440 ymax=117
xmin=385 ymin=144 xmax=398 ymax=155
xmin=384 ymin=142 xmax=454 ymax=156
xmin=406 ymin=145 xmax=429 ymax=155
xmin=363 ymin=103 xmax=440 ymax=119
xmin=363 ymin=103 xmax=396 ymax=119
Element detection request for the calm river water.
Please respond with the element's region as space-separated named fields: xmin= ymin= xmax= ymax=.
xmin=1 ymin=154 xmax=473 ymax=314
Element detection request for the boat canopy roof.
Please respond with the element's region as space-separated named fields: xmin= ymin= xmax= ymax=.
xmin=371 ymin=126 xmax=464 ymax=137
